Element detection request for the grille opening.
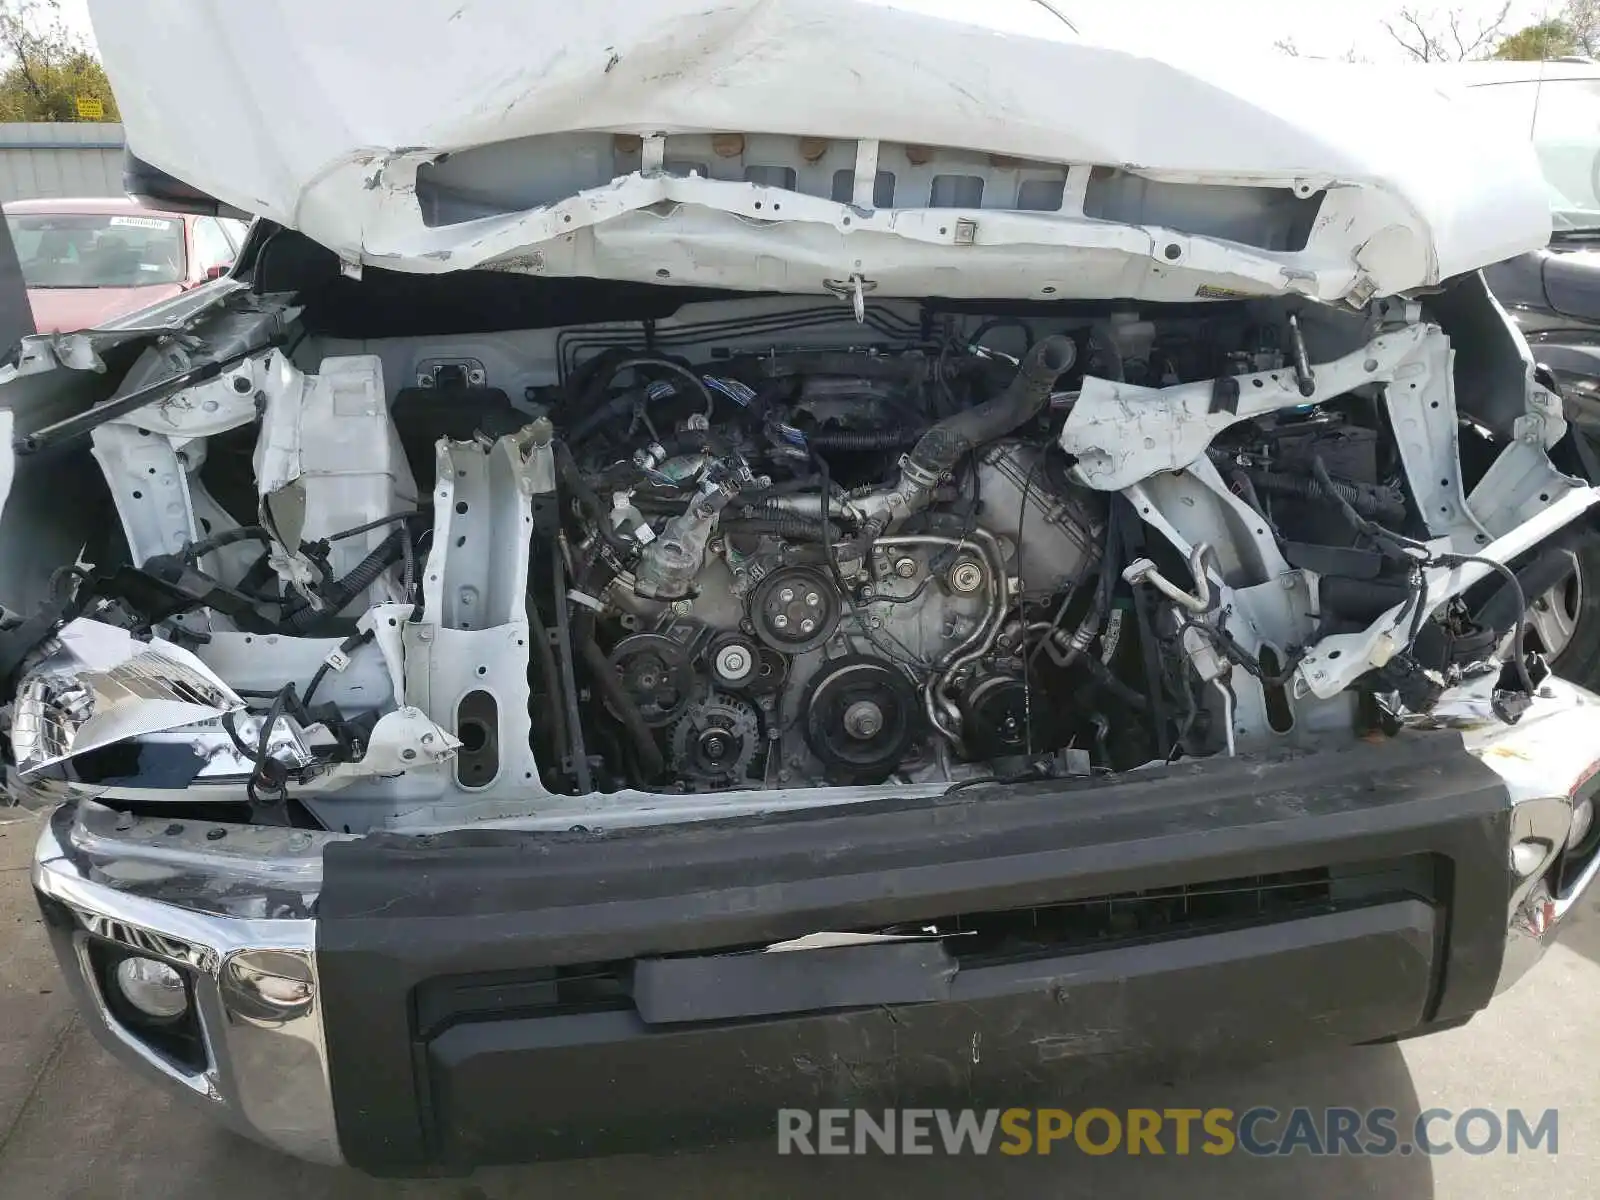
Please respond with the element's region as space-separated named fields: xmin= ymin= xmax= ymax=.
xmin=414 ymin=963 xmax=633 ymax=1038
xmin=415 ymin=860 xmax=1432 ymax=1036
xmin=920 ymin=868 xmax=1338 ymax=967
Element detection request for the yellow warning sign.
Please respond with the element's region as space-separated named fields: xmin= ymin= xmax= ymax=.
xmin=75 ymin=96 xmax=104 ymax=120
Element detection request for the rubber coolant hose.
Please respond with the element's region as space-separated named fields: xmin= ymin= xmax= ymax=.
xmin=524 ymin=588 xmax=570 ymax=773
xmin=183 ymin=525 xmax=270 ymax=563
xmin=903 ymin=335 xmax=1075 ymax=482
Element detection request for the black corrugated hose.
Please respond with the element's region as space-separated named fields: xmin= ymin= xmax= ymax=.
xmin=720 ymin=515 xmax=843 ymax=541
xmin=1243 ymin=466 xmax=1406 ymax=522
xmin=280 ymin=529 xmax=407 ymax=632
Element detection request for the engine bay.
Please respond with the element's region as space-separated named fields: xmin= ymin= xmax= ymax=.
xmin=1 ymin=278 xmax=1590 ymax=832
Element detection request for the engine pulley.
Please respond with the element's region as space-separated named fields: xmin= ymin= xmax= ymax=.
xmin=669 ymin=692 xmax=760 ymax=783
xmin=748 ymin=565 xmax=840 ymax=654
xmin=959 ymin=673 xmax=1034 ymax=759
xmin=801 ymin=655 xmax=921 ymax=782
xmin=606 ymin=633 xmax=695 ymax=728
xmin=707 ymin=632 xmax=761 ymax=689
xmin=707 ymin=631 xmax=789 ymax=696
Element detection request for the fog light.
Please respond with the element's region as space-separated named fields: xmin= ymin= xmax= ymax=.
xmin=113 ymin=957 xmax=188 ymax=1021
xmin=1570 ymin=798 xmax=1594 ymax=850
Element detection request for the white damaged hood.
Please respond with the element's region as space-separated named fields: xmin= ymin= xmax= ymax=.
xmin=90 ymin=0 xmax=1551 ymax=302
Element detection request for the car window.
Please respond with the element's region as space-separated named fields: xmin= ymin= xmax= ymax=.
xmin=191 ymin=216 xmax=236 ymax=275
xmin=1467 ymin=78 xmax=1600 ymax=231
xmin=218 ymin=217 xmax=250 ymax=251
xmin=3 ymin=212 xmax=187 ymax=288
xmin=1529 ymin=79 xmax=1600 ymax=231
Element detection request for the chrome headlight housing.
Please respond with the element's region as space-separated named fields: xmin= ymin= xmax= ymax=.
xmin=9 ymin=618 xmax=241 ymax=778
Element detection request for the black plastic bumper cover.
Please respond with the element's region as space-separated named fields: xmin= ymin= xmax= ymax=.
xmin=318 ymin=731 xmax=1514 ymax=1172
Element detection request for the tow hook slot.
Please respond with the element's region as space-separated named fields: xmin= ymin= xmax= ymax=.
xmin=455 ymin=690 xmax=500 ymax=788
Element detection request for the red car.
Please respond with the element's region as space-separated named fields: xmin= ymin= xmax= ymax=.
xmin=2 ymin=196 xmax=249 ymax=334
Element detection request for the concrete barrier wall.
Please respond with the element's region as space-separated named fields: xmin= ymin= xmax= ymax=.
xmin=0 ymin=123 xmax=126 ymax=203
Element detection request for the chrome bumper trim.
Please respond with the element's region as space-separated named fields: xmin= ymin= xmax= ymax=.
xmin=1468 ymin=679 xmax=1600 ymax=995
xmin=1498 ymin=833 xmax=1600 ymax=995
xmin=30 ymin=808 xmax=339 ymax=1165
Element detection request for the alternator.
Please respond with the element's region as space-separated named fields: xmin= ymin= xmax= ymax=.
xmin=669 ymin=692 xmax=760 ymax=784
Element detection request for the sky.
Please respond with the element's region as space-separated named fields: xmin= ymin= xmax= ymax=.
xmin=46 ymin=0 xmax=95 ymax=50
xmin=47 ymin=0 xmax=1579 ymax=64
xmin=1075 ymin=0 xmax=1561 ymax=62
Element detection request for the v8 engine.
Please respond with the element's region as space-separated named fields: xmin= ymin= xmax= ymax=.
xmin=550 ymin=334 xmax=1125 ymax=792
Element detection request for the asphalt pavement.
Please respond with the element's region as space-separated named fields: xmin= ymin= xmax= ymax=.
xmin=1 ymin=807 xmax=1595 ymax=1200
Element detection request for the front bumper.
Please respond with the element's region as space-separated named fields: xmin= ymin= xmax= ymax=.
xmin=31 ymin=810 xmax=337 ymax=1164
xmin=30 ymin=707 xmax=1600 ymax=1174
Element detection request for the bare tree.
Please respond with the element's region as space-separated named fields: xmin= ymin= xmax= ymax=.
xmin=1565 ymin=0 xmax=1600 ymax=56
xmin=1272 ymin=34 xmax=1368 ymax=62
xmin=1383 ymin=2 xmax=1512 ymax=61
